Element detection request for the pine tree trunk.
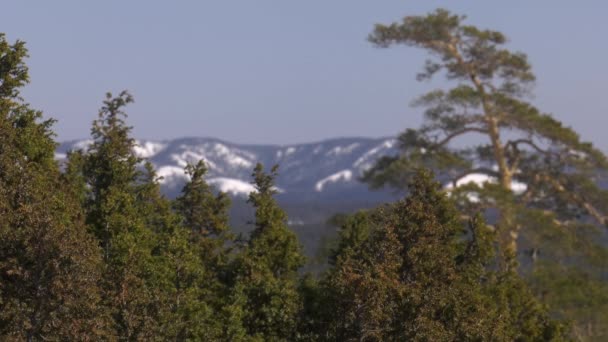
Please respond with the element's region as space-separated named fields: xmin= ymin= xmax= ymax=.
xmin=499 ymin=207 xmax=520 ymax=272
xmin=475 ymin=75 xmax=517 ymax=271
xmin=450 ymin=40 xmax=520 ymax=272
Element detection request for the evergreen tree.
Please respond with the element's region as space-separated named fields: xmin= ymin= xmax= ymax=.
xmin=174 ymin=160 xmax=232 ymax=267
xmin=363 ymin=9 xmax=608 ymax=336
xmin=323 ymin=170 xmax=564 ymax=341
xmin=79 ymin=98 xmax=229 ymax=340
xmin=175 ymin=161 xmax=231 ymax=238
xmin=364 ymin=8 xmax=608 ymax=268
xmin=0 ymin=33 xmax=108 ymax=340
xmin=229 ymin=164 xmax=306 ymax=341
xmin=82 ymin=91 xmax=163 ymax=339
xmin=138 ymin=161 xmax=224 ymax=340
xmin=328 ymin=211 xmax=373 ymax=266
xmin=173 ymin=160 xmax=236 ymax=339
xmin=62 ymin=149 xmax=88 ymax=207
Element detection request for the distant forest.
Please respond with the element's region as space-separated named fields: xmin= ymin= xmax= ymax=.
xmin=1 ymin=8 xmax=607 ymax=341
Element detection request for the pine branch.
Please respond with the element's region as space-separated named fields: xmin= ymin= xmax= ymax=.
xmin=506 ymin=139 xmax=553 ymax=156
xmin=435 ymin=127 xmax=488 ymax=147
xmin=541 ymin=174 xmax=607 ymax=226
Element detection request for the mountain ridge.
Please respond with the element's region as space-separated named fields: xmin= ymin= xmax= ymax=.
xmin=56 ymin=136 xmax=400 ymax=201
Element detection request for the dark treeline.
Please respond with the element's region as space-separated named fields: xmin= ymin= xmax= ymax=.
xmin=1 ymin=8 xmax=607 ymax=342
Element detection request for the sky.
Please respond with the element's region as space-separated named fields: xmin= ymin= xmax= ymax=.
xmin=2 ymin=1 xmax=608 ymax=148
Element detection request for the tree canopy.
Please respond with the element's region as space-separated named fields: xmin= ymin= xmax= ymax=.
xmin=365 ymin=8 xmax=608 ymax=267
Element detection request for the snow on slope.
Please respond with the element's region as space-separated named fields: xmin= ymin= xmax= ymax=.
xmin=168 ymin=142 xmax=254 ymax=173
xmin=206 ymin=178 xmax=284 ymax=197
xmin=208 ymin=177 xmax=257 ymax=196
xmin=210 ymin=143 xmax=254 ymax=168
xmin=155 ymin=167 xmax=263 ymax=197
xmin=156 ymin=165 xmax=187 ymax=185
xmin=353 ymin=139 xmax=396 ymax=172
xmin=445 ymin=173 xmax=528 ymax=195
xmin=315 ymin=169 xmax=353 ymax=192
xmin=134 ymin=141 xmax=167 ymax=158
xmin=73 ymin=139 xmax=94 ymax=151
xmin=276 ymin=147 xmax=297 ymax=159
xmin=326 ymin=143 xmax=360 ymax=157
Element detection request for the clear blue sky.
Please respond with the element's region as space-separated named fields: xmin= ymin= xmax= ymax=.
xmin=3 ymin=1 xmax=607 ymax=148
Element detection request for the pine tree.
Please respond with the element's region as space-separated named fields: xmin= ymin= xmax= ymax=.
xmin=364 ymin=8 xmax=608 ymax=268
xmin=363 ymin=9 xmax=608 ymax=336
xmin=229 ymin=164 xmax=306 ymax=341
xmin=0 ymin=33 xmax=108 ymax=340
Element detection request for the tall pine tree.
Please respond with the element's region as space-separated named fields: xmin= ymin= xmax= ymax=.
xmin=364 ymin=8 xmax=608 ymax=269
xmin=363 ymin=9 xmax=608 ymax=337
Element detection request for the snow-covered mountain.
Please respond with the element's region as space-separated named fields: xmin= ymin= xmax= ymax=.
xmin=56 ymin=137 xmax=399 ymax=201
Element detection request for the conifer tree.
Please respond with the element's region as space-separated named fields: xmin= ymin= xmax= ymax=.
xmin=138 ymin=161 xmax=224 ymax=340
xmin=62 ymin=149 xmax=88 ymax=207
xmin=80 ymin=96 xmax=227 ymax=339
xmin=0 ymin=34 xmax=108 ymax=340
xmin=324 ymin=170 xmax=564 ymax=341
xmin=364 ymin=8 xmax=608 ymax=269
xmin=173 ymin=160 xmax=236 ymax=338
xmin=82 ymin=91 xmax=163 ymax=339
xmin=363 ymin=9 xmax=608 ymax=336
xmin=229 ymin=164 xmax=306 ymax=341
xmin=328 ymin=211 xmax=372 ymax=266
xmin=174 ymin=160 xmax=232 ymax=265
